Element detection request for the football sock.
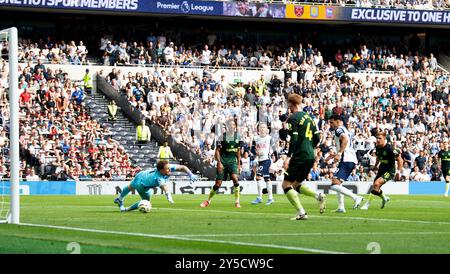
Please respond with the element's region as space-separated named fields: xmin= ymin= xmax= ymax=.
xmin=257 ymin=179 xmax=263 ymax=199
xmin=119 ymin=186 xmax=131 ymax=200
xmin=372 ymin=189 xmax=386 ymax=200
xmin=445 ymin=182 xmax=449 ymax=195
xmin=165 ymin=192 xmax=173 ymax=203
xmin=336 ymin=191 xmax=345 ymax=209
xmin=285 ymin=187 xmax=305 ymax=215
xmin=128 ymin=201 xmax=139 ymax=211
xmin=208 ymin=185 xmax=219 ymax=202
xmin=365 ymin=194 xmax=375 ymax=206
xmin=234 ymin=184 xmax=240 ymax=203
xmin=266 ymin=180 xmax=273 ymax=200
xmin=331 ymin=184 xmax=358 ymax=200
xmin=298 ymin=184 xmax=317 ymax=198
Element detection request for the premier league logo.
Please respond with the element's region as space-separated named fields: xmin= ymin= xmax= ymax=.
xmin=326 ymin=7 xmax=334 ymax=18
xmin=294 ymin=6 xmax=304 ymax=17
xmin=310 ymin=6 xmax=318 ymax=18
xmin=181 ymin=1 xmax=190 ymax=13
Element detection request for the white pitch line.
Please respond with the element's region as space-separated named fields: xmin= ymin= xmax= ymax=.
xmin=20 ymin=205 xmax=450 ymax=225
xmin=19 ymin=222 xmax=348 ymax=254
xmin=314 ymin=215 xmax=450 ymax=225
xmin=153 ymin=207 xmax=450 ymax=225
xmin=172 ymin=231 xmax=450 ymax=238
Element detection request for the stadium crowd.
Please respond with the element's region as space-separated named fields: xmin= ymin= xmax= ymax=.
xmin=104 ymin=39 xmax=449 ymax=183
xmin=0 ymin=38 xmax=90 ymax=65
xmin=96 ymin=33 xmax=438 ymax=80
xmin=2 ymin=32 xmax=438 ymax=77
xmin=0 ymin=59 xmax=140 ymax=181
xmin=1 ymin=28 xmax=449 ymax=183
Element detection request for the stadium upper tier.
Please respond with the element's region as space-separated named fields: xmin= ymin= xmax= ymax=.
xmin=2 ymin=35 xmax=448 ymax=76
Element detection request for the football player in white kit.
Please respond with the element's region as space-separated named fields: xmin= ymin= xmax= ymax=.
xmin=326 ymin=114 xmax=364 ymax=213
xmin=251 ymin=123 xmax=274 ymax=205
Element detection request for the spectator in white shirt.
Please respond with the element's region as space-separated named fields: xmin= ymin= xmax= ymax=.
xmin=163 ymin=42 xmax=175 ymax=64
xmin=200 ymin=45 xmax=211 ymax=66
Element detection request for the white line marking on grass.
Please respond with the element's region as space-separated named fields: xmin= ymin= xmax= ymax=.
xmin=172 ymin=231 xmax=450 ymax=238
xmin=19 ymin=222 xmax=348 ymax=254
xmin=21 ymin=205 xmax=450 ymax=225
xmin=153 ymin=207 xmax=450 ymax=225
xmin=314 ymin=215 xmax=450 ymax=225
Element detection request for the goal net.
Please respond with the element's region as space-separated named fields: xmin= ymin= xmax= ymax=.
xmin=0 ymin=27 xmax=20 ymax=224
xmin=0 ymin=184 xmax=10 ymax=223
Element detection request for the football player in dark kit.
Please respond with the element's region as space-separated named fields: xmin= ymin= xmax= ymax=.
xmin=282 ymin=94 xmax=326 ymax=220
xmin=200 ymin=119 xmax=242 ymax=208
xmin=361 ymin=131 xmax=403 ymax=210
xmin=438 ymin=139 xmax=450 ymax=197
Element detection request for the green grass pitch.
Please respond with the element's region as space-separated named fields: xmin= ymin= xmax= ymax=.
xmin=0 ymin=194 xmax=449 ymax=254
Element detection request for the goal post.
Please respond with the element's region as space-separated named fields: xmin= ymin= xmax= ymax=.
xmin=0 ymin=27 xmax=20 ymax=224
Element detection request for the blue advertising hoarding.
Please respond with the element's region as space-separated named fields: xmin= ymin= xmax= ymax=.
xmin=0 ymin=0 xmax=141 ymax=11
xmin=1 ymin=181 xmax=76 ymax=195
xmin=149 ymin=0 xmax=222 ymax=16
xmin=0 ymin=0 xmax=223 ymax=16
xmin=346 ymin=7 xmax=450 ymax=25
xmin=1 ymin=1 xmax=450 ymax=25
xmin=409 ymin=182 xmax=447 ymax=195
xmin=286 ymin=4 xmax=450 ymax=25
xmin=0 ymin=180 xmax=447 ymax=195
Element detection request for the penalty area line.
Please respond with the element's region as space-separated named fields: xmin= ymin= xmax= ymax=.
xmin=19 ymin=222 xmax=349 ymax=254
xmin=154 ymin=207 xmax=450 ymax=226
xmin=19 ymin=205 xmax=450 ymax=225
xmin=21 ymin=205 xmax=450 ymax=225
xmin=172 ymin=231 xmax=450 ymax=238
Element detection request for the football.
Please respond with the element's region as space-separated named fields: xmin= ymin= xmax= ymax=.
xmin=138 ymin=200 xmax=152 ymax=213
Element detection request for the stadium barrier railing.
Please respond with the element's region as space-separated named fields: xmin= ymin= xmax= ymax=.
xmin=148 ymin=123 xmax=217 ymax=180
xmin=96 ymin=75 xmax=217 ymax=180
xmin=96 ymin=75 xmax=144 ymax=125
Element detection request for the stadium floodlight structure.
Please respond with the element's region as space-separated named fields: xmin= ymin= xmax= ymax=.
xmin=0 ymin=27 xmax=19 ymax=224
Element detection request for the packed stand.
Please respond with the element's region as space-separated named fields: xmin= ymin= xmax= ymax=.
xmin=99 ymin=34 xmax=340 ymax=71
xmin=0 ymin=37 xmax=89 ymax=65
xmin=1 ymin=33 xmax=443 ymax=77
xmin=104 ymin=39 xmax=449 ymax=182
xmin=0 ymin=59 xmax=139 ymax=181
xmin=97 ymin=32 xmax=445 ymax=81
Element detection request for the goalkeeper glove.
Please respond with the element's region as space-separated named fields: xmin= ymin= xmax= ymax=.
xmin=188 ymin=173 xmax=198 ymax=184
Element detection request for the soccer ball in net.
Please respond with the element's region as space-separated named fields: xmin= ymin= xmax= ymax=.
xmin=138 ymin=200 xmax=152 ymax=213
